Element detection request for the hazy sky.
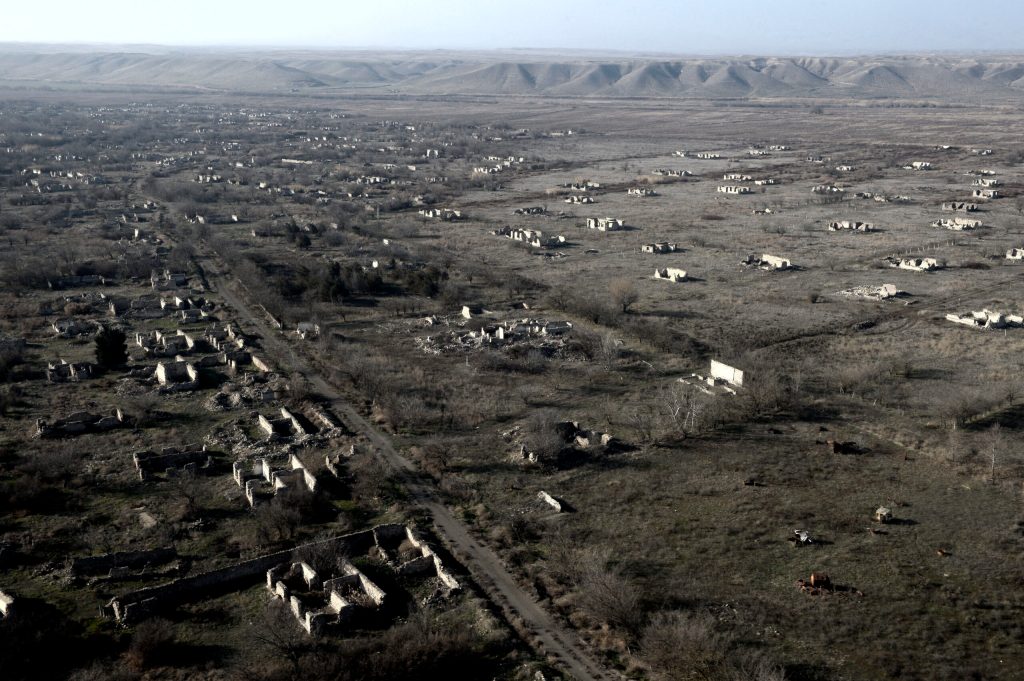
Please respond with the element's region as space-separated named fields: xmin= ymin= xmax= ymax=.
xmin=3 ymin=0 xmax=1022 ymax=55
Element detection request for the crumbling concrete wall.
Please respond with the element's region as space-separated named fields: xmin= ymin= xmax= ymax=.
xmin=653 ymin=267 xmax=687 ymax=282
xmin=710 ymin=359 xmax=744 ymax=387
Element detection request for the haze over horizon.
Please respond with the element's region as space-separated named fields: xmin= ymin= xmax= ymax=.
xmin=3 ymin=0 xmax=1022 ymax=56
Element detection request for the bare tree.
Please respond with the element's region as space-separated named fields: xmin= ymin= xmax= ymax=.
xmin=609 ymin=277 xmax=639 ymax=314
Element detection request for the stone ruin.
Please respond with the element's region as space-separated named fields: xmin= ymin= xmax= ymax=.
xmin=1006 ymin=248 xmax=1024 ymax=261
xmin=811 ymin=184 xmax=844 ymax=195
xmin=417 ymin=315 xmax=573 ymax=356
xmin=972 ymin=177 xmax=1001 ymax=187
xmin=150 ymin=269 xmax=188 ymax=291
xmin=945 ymin=309 xmax=1023 ymax=330
xmin=679 ymin=359 xmax=744 ymax=396
xmin=133 ymin=444 xmax=212 ymax=480
xmin=742 ymin=253 xmax=793 ymax=271
xmin=933 ymin=217 xmax=982 ymax=231
xmin=972 ymin=188 xmax=1000 ymax=199
xmin=296 ymin=322 xmax=320 ymax=340
xmin=942 ymin=202 xmax=979 ymax=212
xmin=233 ymin=453 xmax=317 ymax=507
xmin=136 ymin=329 xmax=193 ymax=357
xmin=586 ymin=217 xmax=624 ymax=231
xmin=885 ymin=256 xmax=941 ymax=272
xmin=653 ymin=267 xmax=687 ymax=283
xmin=105 ymin=525 xmax=459 ymax=627
xmin=717 ymin=185 xmax=752 ymax=195
xmin=564 ymin=194 xmax=594 ymax=204
xmin=0 ymin=590 xmax=14 ymax=619
xmin=267 ymin=524 xmax=459 ymax=637
xmin=51 ymin=318 xmax=100 ymax=338
xmin=108 ymin=295 xmax=168 ymax=319
xmin=829 ymin=220 xmax=875 ymax=232
xmin=155 ymin=360 xmax=200 ymax=392
xmin=257 ymin=407 xmax=312 ymax=439
xmin=508 ymin=420 xmax=615 ymax=464
xmin=35 ymin=409 xmax=125 ymax=438
xmin=204 ymin=373 xmax=285 ymax=412
xmin=838 ymin=284 xmax=902 ymax=301
xmin=493 ymin=225 xmax=566 ymax=249
xmin=537 ymin=490 xmax=565 ymax=513
xmin=642 ymin=242 xmax=679 ymax=254
xmin=417 ymin=207 xmax=462 ymax=221
xmin=46 ymin=359 xmax=95 ymax=383
xmin=513 ymin=206 xmax=546 ymax=215
xmin=627 ymin=187 xmax=656 ymax=197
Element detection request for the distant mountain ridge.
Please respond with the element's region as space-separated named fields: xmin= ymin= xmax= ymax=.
xmin=2 ymin=50 xmax=1024 ymax=100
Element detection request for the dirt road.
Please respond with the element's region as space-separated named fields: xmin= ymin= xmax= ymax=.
xmin=200 ymin=255 xmax=616 ymax=681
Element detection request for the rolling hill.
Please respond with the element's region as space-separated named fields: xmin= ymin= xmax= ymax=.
xmin=2 ymin=48 xmax=1024 ymax=101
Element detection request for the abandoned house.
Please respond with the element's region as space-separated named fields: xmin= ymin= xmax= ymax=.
xmin=942 ymin=202 xmax=978 ymax=212
xmin=133 ymin=444 xmax=211 ymax=480
xmin=887 ymin=256 xmax=941 ymax=271
xmin=723 ymin=173 xmax=753 ymax=181
xmin=155 ymin=360 xmax=200 ymax=391
xmin=257 ymin=407 xmax=310 ymax=439
xmin=627 ymin=187 xmax=656 ymax=197
xmin=933 ymin=217 xmax=983 ymax=230
xmin=494 ymin=225 xmax=565 ymax=248
xmin=641 ymin=242 xmax=679 ymax=254
xmin=51 ymin=318 xmax=98 ymax=338
xmin=717 ymin=185 xmax=752 ymax=195
xmin=973 ymin=188 xmax=1000 ymax=199
xmin=586 ymin=217 xmax=624 ymax=231
xmin=264 ymin=525 xmax=459 ymax=636
xmin=105 ymin=525 xmax=458 ymax=627
xmin=973 ymin=177 xmax=1001 ymax=187
xmin=418 ymin=208 xmax=463 ymax=220
xmin=1006 ymin=248 xmax=1024 ymax=260
xmin=811 ymin=184 xmax=844 ymax=195
xmin=564 ymin=194 xmax=594 ymax=204
xmin=234 ymin=453 xmax=316 ymax=506
xmin=653 ymin=267 xmax=687 ymax=282
xmin=829 ymin=220 xmax=874 ymax=232
xmin=46 ymin=359 xmax=94 ymax=383
xmin=743 ymin=253 xmax=793 ymax=270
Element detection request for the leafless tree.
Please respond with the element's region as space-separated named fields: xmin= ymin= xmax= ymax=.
xmin=609 ymin=277 xmax=639 ymax=314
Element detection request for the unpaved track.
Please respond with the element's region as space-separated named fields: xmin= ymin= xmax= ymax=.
xmin=200 ymin=254 xmax=616 ymax=681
